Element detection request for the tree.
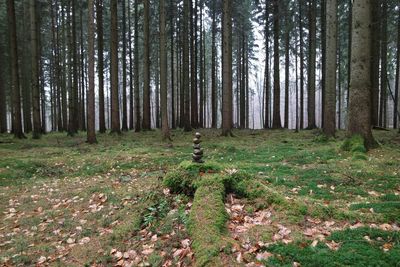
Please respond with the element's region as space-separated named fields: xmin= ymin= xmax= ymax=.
xmin=142 ymin=0 xmax=151 ymax=130
xmin=97 ymin=0 xmax=106 ymax=133
xmin=221 ymin=0 xmax=233 ymax=136
xmin=160 ymin=0 xmax=171 ymax=140
xmin=379 ymin=0 xmax=387 ymax=128
xmin=348 ymin=0 xmax=377 ymax=149
xmin=211 ymin=0 xmax=218 ymax=128
xmin=323 ymin=0 xmax=337 ymax=137
xmin=121 ymin=0 xmax=128 ymax=131
xmin=0 ymin=43 xmax=6 ymax=133
xmin=272 ymin=0 xmax=281 ymax=129
xmin=134 ymin=0 xmax=141 ymax=132
xmin=183 ymin=0 xmax=192 ymax=131
xmin=307 ymin=0 xmax=317 ymax=129
xmin=87 ymin=0 xmax=97 ymax=144
xmin=7 ymin=0 xmax=25 ymax=138
xmin=110 ymin=0 xmax=121 ymax=134
xmin=395 ymin=4 xmax=400 ymax=129
xmin=30 ymin=0 xmax=41 ymax=139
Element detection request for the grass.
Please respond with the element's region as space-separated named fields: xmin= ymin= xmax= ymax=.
xmin=0 ymin=129 xmax=399 ymax=266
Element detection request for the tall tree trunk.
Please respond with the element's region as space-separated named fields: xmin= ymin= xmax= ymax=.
xmin=199 ymin=1 xmax=204 ymax=128
xmin=321 ymin=0 xmax=326 ymax=129
xmin=87 ymin=0 xmax=96 ymax=143
xmin=128 ymin=0 xmax=134 ymax=130
xmin=394 ymin=4 xmax=400 ymax=129
xmin=0 ymin=43 xmax=7 ymax=133
xmin=307 ymin=0 xmax=317 ymax=129
xmin=240 ymin=35 xmax=245 ymax=129
xmin=348 ymin=0 xmax=377 ymax=149
xmin=7 ymin=0 xmax=25 ymax=138
xmin=221 ymin=0 xmax=233 ymax=136
xmin=379 ymin=0 xmax=387 ymax=128
xmin=68 ymin=0 xmax=79 ymax=135
xmin=190 ymin=0 xmax=198 ymax=128
xmin=22 ymin=1 xmax=32 ymax=134
xmin=79 ymin=1 xmax=86 ymax=131
xmin=134 ymin=0 xmax=141 ymax=131
xmin=97 ymin=0 xmax=106 ymax=133
xmin=323 ymin=0 xmax=337 ymax=137
xmin=110 ymin=0 xmax=121 ymax=133
xmin=121 ymin=0 xmax=128 ymax=131
xmin=211 ymin=0 xmax=217 ymax=128
xmin=264 ymin=1 xmax=270 ymax=129
xmin=370 ymin=0 xmax=380 ymax=126
xmin=284 ymin=4 xmax=290 ymax=129
xmin=61 ymin=4 xmax=68 ymax=132
xmin=272 ymin=0 xmax=281 ymax=129
xmin=299 ymin=0 xmax=304 ymax=129
xmin=30 ymin=0 xmax=41 ymax=139
xmin=183 ymin=0 xmax=192 ymax=131
xmin=170 ymin=5 xmax=176 ymax=129
xmin=142 ymin=0 xmax=151 ymax=130
xmin=160 ymin=0 xmax=171 ymax=140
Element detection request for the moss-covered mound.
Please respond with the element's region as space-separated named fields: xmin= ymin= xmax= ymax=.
xmin=342 ymin=135 xmax=368 ymax=160
xmin=188 ymin=176 xmax=229 ymax=267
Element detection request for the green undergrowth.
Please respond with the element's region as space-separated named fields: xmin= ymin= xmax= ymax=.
xmin=188 ymin=176 xmax=229 ymax=267
xmin=342 ymin=135 xmax=368 ymax=160
xmin=265 ymin=227 xmax=400 ymax=267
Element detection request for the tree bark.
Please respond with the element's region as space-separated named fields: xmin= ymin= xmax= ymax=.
xmin=379 ymin=0 xmax=387 ymax=128
xmin=284 ymin=3 xmax=290 ymax=129
xmin=264 ymin=1 xmax=270 ymax=129
xmin=299 ymin=0 xmax=304 ymax=129
xmin=211 ymin=0 xmax=217 ymax=128
xmin=323 ymin=0 xmax=337 ymax=137
xmin=134 ymin=0 xmax=141 ymax=131
xmin=7 ymin=0 xmax=25 ymax=138
xmin=142 ymin=0 xmax=151 ymax=130
xmin=183 ymin=0 xmax=192 ymax=131
xmin=160 ymin=0 xmax=171 ymax=140
xmin=30 ymin=0 xmax=41 ymax=139
xmin=394 ymin=4 xmax=400 ymax=129
xmin=370 ymin=0 xmax=380 ymax=126
xmin=221 ymin=0 xmax=233 ymax=136
xmin=272 ymin=0 xmax=282 ymax=129
xmin=121 ymin=0 xmax=128 ymax=131
xmin=307 ymin=0 xmax=317 ymax=129
xmin=97 ymin=0 xmax=106 ymax=133
xmin=110 ymin=0 xmax=121 ymax=133
xmin=0 ymin=43 xmax=6 ymax=133
xmin=348 ymin=0 xmax=377 ymax=149
xmin=87 ymin=0 xmax=96 ymax=143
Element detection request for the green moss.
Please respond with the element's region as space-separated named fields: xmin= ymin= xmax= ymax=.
xmin=342 ymin=135 xmax=367 ymax=153
xmin=265 ymin=228 xmax=400 ymax=267
xmin=179 ymin=160 xmax=223 ymax=173
xmin=163 ymin=168 xmax=198 ymax=195
xmin=188 ymin=176 xmax=228 ymax=267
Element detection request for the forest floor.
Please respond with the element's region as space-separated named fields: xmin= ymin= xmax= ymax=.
xmin=0 ymin=129 xmax=399 ymax=267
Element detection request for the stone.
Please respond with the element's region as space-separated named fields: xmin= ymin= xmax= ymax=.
xmin=192 ymin=133 xmax=204 ymax=163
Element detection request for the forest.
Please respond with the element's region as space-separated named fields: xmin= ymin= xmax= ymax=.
xmin=0 ymin=0 xmax=400 ymax=266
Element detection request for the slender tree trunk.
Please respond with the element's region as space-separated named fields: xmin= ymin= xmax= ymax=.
xmin=0 ymin=43 xmax=7 ymax=133
xmin=142 ymin=0 xmax=151 ymax=130
xmin=264 ymin=1 xmax=270 ymax=129
xmin=97 ymin=0 xmax=105 ymax=133
xmin=272 ymin=0 xmax=281 ymax=129
xmin=321 ymin=0 xmax=326 ymax=129
xmin=134 ymin=0 xmax=141 ymax=131
xmin=371 ymin=0 xmax=380 ymax=127
xmin=87 ymin=0 xmax=96 ymax=143
xmin=170 ymin=5 xmax=176 ymax=129
xmin=79 ymin=2 xmax=86 ymax=131
xmin=128 ymin=0 xmax=134 ymax=130
xmin=30 ymin=0 xmax=41 ymax=139
xmin=379 ymin=1 xmax=387 ymax=128
xmin=121 ymin=0 xmax=128 ymax=131
xmin=299 ymin=0 xmax=304 ymax=129
xmin=7 ymin=0 xmax=25 ymax=138
xmin=348 ymin=0 xmax=377 ymax=149
xmin=199 ymin=1 xmax=204 ymax=128
xmin=284 ymin=5 xmax=290 ymax=129
xmin=160 ymin=0 xmax=171 ymax=140
xmin=110 ymin=0 xmax=121 ymax=133
xmin=211 ymin=0 xmax=217 ymax=128
xmin=61 ymin=4 xmax=68 ymax=132
xmin=221 ymin=0 xmax=233 ymax=136
xmin=183 ymin=0 xmax=192 ymax=131
xmin=323 ymin=0 xmax=337 ymax=137
xmin=190 ymin=0 xmax=198 ymax=128
xmin=394 ymin=4 xmax=400 ymax=129
xmin=307 ymin=0 xmax=317 ymax=129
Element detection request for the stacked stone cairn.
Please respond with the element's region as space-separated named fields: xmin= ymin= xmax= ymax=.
xmin=192 ymin=132 xmax=204 ymax=163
